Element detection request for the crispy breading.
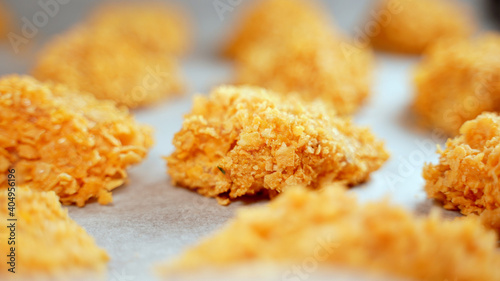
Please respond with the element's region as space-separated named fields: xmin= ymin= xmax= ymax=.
xmin=235 ymin=35 xmax=373 ymax=115
xmin=0 ymin=75 xmax=153 ymax=206
xmin=89 ymin=2 xmax=190 ymax=56
xmin=165 ymin=86 xmax=389 ymax=205
xmin=424 ymin=112 xmax=500 ymax=231
xmin=370 ymin=0 xmax=474 ymax=54
xmin=0 ymin=187 xmax=109 ymax=276
xmin=160 ymin=186 xmax=500 ymax=281
xmin=414 ymin=34 xmax=500 ymax=136
xmin=32 ymin=25 xmax=184 ymax=108
xmin=222 ymin=0 xmax=334 ymax=59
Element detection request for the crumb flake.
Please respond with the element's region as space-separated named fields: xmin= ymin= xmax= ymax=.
xmin=0 ymin=187 xmax=109 ymax=275
xmin=414 ymin=34 xmax=500 ymax=136
xmin=0 ymin=75 xmax=153 ymax=206
xmin=160 ymin=186 xmax=500 ymax=281
xmin=165 ymin=86 xmax=389 ymax=204
xmin=424 ymin=112 xmax=500 ymax=230
xmin=370 ymin=0 xmax=474 ymax=54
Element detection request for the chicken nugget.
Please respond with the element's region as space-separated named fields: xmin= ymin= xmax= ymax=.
xmin=222 ymin=0 xmax=334 ymax=59
xmin=370 ymin=0 xmax=474 ymax=54
xmin=235 ymin=35 xmax=373 ymax=115
xmin=0 ymin=75 xmax=153 ymax=206
xmin=0 ymin=187 xmax=109 ymax=277
xmin=32 ymin=26 xmax=184 ymax=108
xmin=414 ymin=34 xmax=500 ymax=136
xmin=424 ymin=112 xmax=500 ymax=231
xmin=159 ymin=186 xmax=500 ymax=281
xmin=89 ymin=2 xmax=190 ymax=56
xmin=165 ymin=86 xmax=388 ymax=205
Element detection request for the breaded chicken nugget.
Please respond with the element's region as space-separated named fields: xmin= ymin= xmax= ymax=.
xmin=159 ymin=186 xmax=500 ymax=281
xmin=424 ymin=112 xmax=500 ymax=231
xmin=0 ymin=187 xmax=109 ymax=277
xmin=89 ymin=2 xmax=190 ymax=56
xmin=235 ymin=35 xmax=373 ymax=115
xmin=165 ymin=86 xmax=389 ymax=205
xmin=0 ymin=76 xmax=153 ymax=206
xmin=370 ymin=0 xmax=474 ymax=54
xmin=32 ymin=26 xmax=184 ymax=108
xmin=414 ymin=34 xmax=500 ymax=136
xmin=223 ymin=0 xmax=334 ymax=59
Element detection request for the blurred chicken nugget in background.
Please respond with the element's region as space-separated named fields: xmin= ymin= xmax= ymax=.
xmin=235 ymin=34 xmax=373 ymax=115
xmin=413 ymin=33 xmax=500 ymax=136
xmin=0 ymin=76 xmax=153 ymax=207
xmin=32 ymin=2 xmax=188 ymax=108
xmin=159 ymin=186 xmax=500 ymax=281
xmin=224 ymin=0 xmax=372 ymax=115
xmin=32 ymin=26 xmax=184 ymax=108
xmin=369 ymin=0 xmax=475 ymax=54
xmin=0 ymin=1 xmax=10 ymax=40
xmin=222 ymin=0 xmax=335 ymax=59
xmin=0 ymin=188 xmax=109 ymax=277
xmin=89 ymin=2 xmax=190 ymax=56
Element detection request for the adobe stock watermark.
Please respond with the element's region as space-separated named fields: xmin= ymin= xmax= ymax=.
xmin=384 ymin=128 xmax=446 ymax=191
xmin=129 ymin=65 xmax=174 ymax=106
xmin=441 ymin=71 xmax=495 ymax=129
xmin=8 ymin=0 xmax=71 ymax=54
xmin=109 ymin=269 xmax=135 ymax=281
xmin=281 ymin=236 xmax=340 ymax=281
xmin=213 ymin=0 xmax=245 ymax=21
xmin=340 ymin=0 xmax=403 ymax=60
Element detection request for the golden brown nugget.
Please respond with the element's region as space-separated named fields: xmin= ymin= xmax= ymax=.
xmin=166 ymin=86 xmax=389 ymax=205
xmin=32 ymin=26 xmax=184 ymax=108
xmin=414 ymin=34 xmax=500 ymax=136
xmin=223 ymin=0 xmax=334 ymax=59
xmin=159 ymin=186 xmax=500 ymax=281
xmin=0 ymin=75 xmax=153 ymax=206
xmin=370 ymin=0 xmax=474 ymax=54
xmin=424 ymin=112 xmax=500 ymax=231
xmin=0 ymin=187 xmax=109 ymax=276
xmin=89 ymin=2 xmax=190 ymax=56
xmin=235 ymin=35 xmax=373 ymax=115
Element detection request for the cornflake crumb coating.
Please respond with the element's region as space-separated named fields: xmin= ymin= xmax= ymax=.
xmin=165 ymin=86 xmax=389 ymax=205
xmin=370 ymin=0 xmax=474 ymax=54
xmin=235 ymin=35 xmax=373 ymax=115
xmin=160 ymin=186 xmax=500 ymax=281
xmin=222 ymin=0 xmax=334 ymax=59
xmin=0 ymin=187 xmax=109 ymax=275
xmin=32 ymin=3 xmax=187 ymax=108
xmin=424 ymin=112 xmax=500 ymax=231
xmin=414 ymin=34 xmax=500 ymax=136
xmin=0 ymin=76 xmax=153 ymax=206
xmin=89 ymin=2 xmax=190 ymax=56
